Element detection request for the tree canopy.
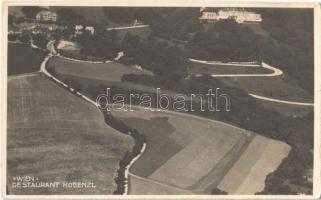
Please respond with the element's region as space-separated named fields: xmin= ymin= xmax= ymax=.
xmin=56 ymin=8 xmax=86 ymax=25
xmin=21 ymin=6 xmax=41 ymax=19
xmin=188 ymin=19 xmax=261 ymax=61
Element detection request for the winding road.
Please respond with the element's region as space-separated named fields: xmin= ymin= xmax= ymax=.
xmin=45 ymin=40 xmax=315 ymax=108
xmin=189 ymin=58 xmax=313 ymax=106
xmin=47 ymin=39 xmax=313 ymax=107
xmin=39 ymin=52 xmax=147 ymax=195
xmin=10 ymin=39 xmax=314 ymax=107
xmin=35 ymin=44 xmax=314 ymax=194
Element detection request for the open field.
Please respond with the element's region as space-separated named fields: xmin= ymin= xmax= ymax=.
xmin=51 ymin=57 xmax=312 ymax=118
xmin=52 ymin=73 xmax=161 ymax=94
xmin=48 ymin=67 xmax=182 ymax=101
xmin=257 ymin=99 xmax=313 ymax=117
xmin=49 ymin=55 xmax=312 ymax=105
xmin=7 ymin=74 xmax=134 ymax=194
xmin=219 ymin=75 xmax=313 ymax=102
xmin=189 ymin=62 xmax=271 ymax=75
xmin=48 ymin=56 xmax=153 ymax=82
xmin=204 ymin=23 xmax=269 ymax=38
xmin=112 ymin=26 xmax=151 ymax=41
xmin=128 ymin=174 xmax=193 ymax=195
xmin=217 ymin=135 xmax=291 ymax=194
xmin=111 ymin=107 xmax=291 ymax=194
xmin=8 ymin=43 xmax=45 ymax=76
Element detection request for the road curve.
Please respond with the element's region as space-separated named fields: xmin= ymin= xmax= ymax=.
xmin=189 ymin=58 xmax=283 ymax=77
xmin=189 ymin=58 xmax=314 ymax=105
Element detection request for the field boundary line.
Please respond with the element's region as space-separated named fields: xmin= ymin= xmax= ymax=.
xmin=249 ymin=93 xmax=314 ymax=106
xmin=123 ymin=105 xmax=251 ymax=133
xmin=189 ymin=58 xmax=261 ymax=67
xmin=107 ymin=25 xmax=149 ymax=31
xmin=128 ymin=172 xmax=193 ymax=194
xmin=57 ymin=54 xmax=112 ymax=64
xmin=209 ymin=62 xmax=282 ymax=77
xmin=8 ymin=72 xmax=40 ymax=79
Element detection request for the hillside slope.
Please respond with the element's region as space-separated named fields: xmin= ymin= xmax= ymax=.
xmin=7 ymin=74 xmax=133 ymax=194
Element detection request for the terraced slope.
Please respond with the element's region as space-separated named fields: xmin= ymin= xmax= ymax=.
xmin=7 ymin=74 xmax=133 ymax=195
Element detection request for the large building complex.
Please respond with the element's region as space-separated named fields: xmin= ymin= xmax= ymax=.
xmin=200 ymin=9 xmax=262 ymax=24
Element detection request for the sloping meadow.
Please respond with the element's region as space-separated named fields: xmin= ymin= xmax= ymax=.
xmin=7 ymin=74 xmax=133 ymax=194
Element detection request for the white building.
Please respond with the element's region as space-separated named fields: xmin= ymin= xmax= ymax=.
xmin=200 ymin=9 xmax=262 ymax=24
xmin=200 ymin=12 xmax=218 ymax=21
xmin=75 ymin=25 xmax=84 ymax=35
xmin=75 ymin=25 xmax=95 ymax=35
xmin=85 ymin=26 xmax=95 ymax=35
xmin=36 ymin=10 xmax=57 ymax=22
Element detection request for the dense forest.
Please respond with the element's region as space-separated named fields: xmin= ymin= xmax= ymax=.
xmin=76 ymin=27 xmax=120 ymax=60
xmin=120 ymin=35 xmax=190 ymax=79
xmin=257 ymin=8 xmax=314 ymax=94
xmin=187 ymin=19 xmax=261 ymax=61
xmin=103 ymin=7 xmax=202 ymax=40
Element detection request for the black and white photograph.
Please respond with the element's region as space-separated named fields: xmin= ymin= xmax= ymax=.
xmin=1 ymin=1 xmax=320 ymax=199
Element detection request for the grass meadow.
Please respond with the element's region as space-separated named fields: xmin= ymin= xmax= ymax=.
xmin=7 ymin=74 xmax=133 ymax=194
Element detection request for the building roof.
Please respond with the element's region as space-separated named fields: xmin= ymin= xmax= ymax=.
xmin=37 ymin=10 xmax=57 ymax=16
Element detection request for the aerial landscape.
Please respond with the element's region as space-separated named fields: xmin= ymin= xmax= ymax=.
xmin=6 ymin=5 xmax=315 ymax=196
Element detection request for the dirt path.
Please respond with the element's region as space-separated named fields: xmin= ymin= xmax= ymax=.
xmin=107 ymin=25 xmax=149 ymax=31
